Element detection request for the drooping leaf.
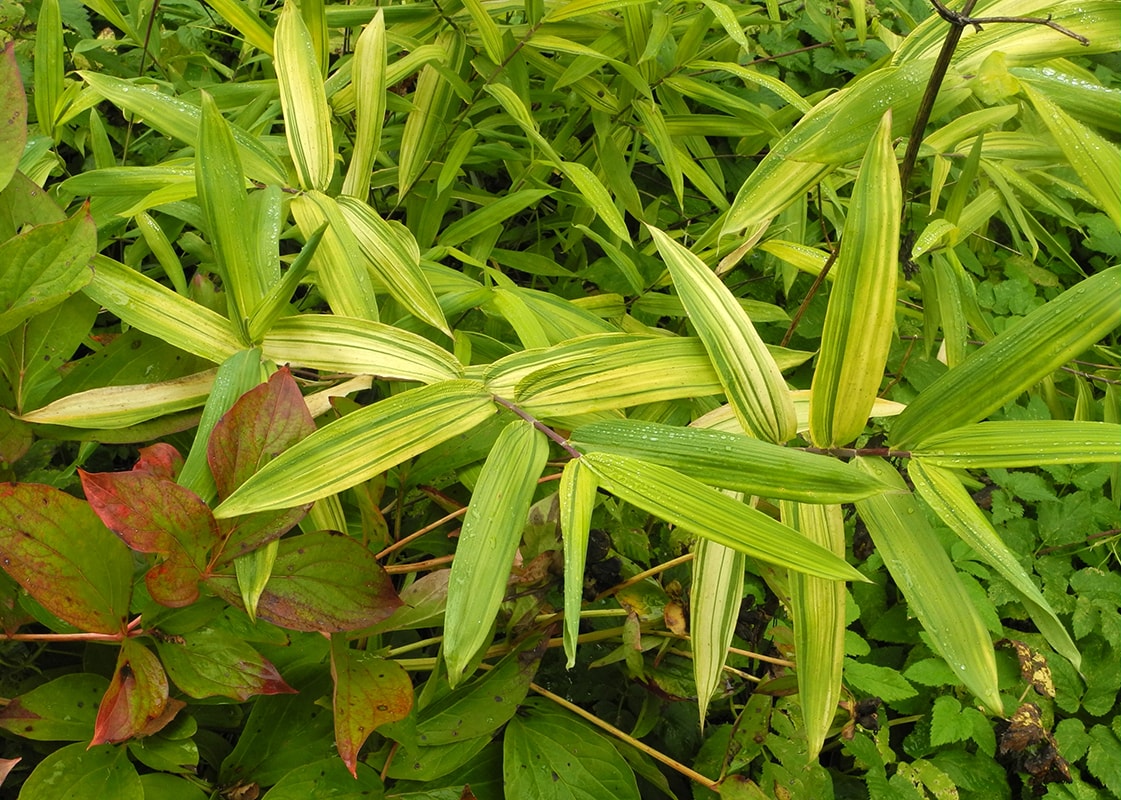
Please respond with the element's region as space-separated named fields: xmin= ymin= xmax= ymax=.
xmin=582 ymin=452 xmax=865 ymax=582
xmin=155 ymin=627 xmax=296 ymax=701
xmin=0 ymin=483 xmax=132 ymax=633
xmin=16 ymin=743 xmax=142 ymax=800
xmin=0 ymin=674 xmax=107 ymax=741
xmin=648 ymin=225 xmax=795 ymax=443
xmin=0 ymin=43 xmax=27 ymax=193
xmin=444 ymin=419 xmax=549 ymax=684
xmin=560 ymin=458 xmax=598 ymax=667
xmin=213 ymin=381 xmax=495 ymax=517
xmin=330 ymin=637 xmax=413 ymax=776
xmin=809 ymin=111 xmax=901 ymax=448
xmin=569 ymin=419 xmax=887 ymax=503
xmin=889 ymin=266 xmax=1121 ymax=448
xmin=853 ymin=457 xmax=1002 ymax=715
xmin=206 ymin=531 xmax=401 ymax=632
xmin=92 ymin=639 xmax=181 ymax=746
xmin=0 ymin=206 xmax=95 ymax=336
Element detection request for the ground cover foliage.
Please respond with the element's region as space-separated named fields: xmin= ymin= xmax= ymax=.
xmin=0 ymin=0 xmax=1118 ymax=796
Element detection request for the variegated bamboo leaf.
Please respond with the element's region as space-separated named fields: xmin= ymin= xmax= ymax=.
xmin=275 ymin=0 xmax=334 ymax=191
xmin=560 ymin=458 xmax=598 ymax=668
xmin=691 ymin=531 xmax=746 ymax=727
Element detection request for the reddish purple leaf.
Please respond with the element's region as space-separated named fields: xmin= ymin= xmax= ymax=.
xmin=0 ymin=756 xmax=19 ymax=790
xmin=331 ymin=637 xmax=413 ymax=777
xmin=80 ymin=460 xmax=218 ymax=608
xmin=212 ymin=509 xmax=308 ymax=568
xmin=208 ymin=367 xmax=316 ymax=500
xmin=155 ymin=628 xmax=296 ymax=701
xmin=0 ymin=483 xmax=131 ymax=634
xmin=92 ymin=639 xmax=183 ymax=746
xmin=206 ymin=531 xmax=402 ymax=632
xmin=132 ymin=443 xmax=184 ymax=481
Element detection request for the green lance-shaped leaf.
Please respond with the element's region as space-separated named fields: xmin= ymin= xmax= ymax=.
xmin=782 ymin=500 xmax=845 ymax=761
xmin=262 ymin=314 xmax=462 ymax=383
xmin=0 ymin=483 xmax=133 ymax=634
xmin=583 ymin=452 xmax=864 ymax=582
xmin=889 ymin=266 xmax=1121 ymax=449
xmin=569 ymin=419 xmax=887 ymax=503
xmin=83 ymin=256 xmax=244 ymax=362
xmin=810 ymin=110 xmax=901 ymax=448
xmin=206 ymin=0 xmax=274 ymax=54
xmin=274 ymin=0 xmax=334 ymax=191
xmin=213 ymin=380 xmax=495 ymax=517
xmin=560 ymin=458 xmax=598 ymax=668
xmin=461 ymin=0 xmax=504 ymax=63
xmin=908 ymin=460 xmax=1080 ymax=671
xmin=0 ymin=206 xmax=95 ymax=336
xmin=34 ymin=0 xmax=63 ymax=139
xmin=648 ymin=225 xmax=795 ymax=443
xmin=330 ymin=637 xmax=413 ymax=777
xmin=399 ymin=30 xmax=464 ymax=196
xmin=197 ymin=94 xmax=265 ymax=335
xmin=248 ymin=223 xmax=326 ymax=342
xmin=721 ymin=59 xmax=969 ymax=235
xmin=335 ymin=196 xmax=450 ymax=333
xmin=910 ymin=421 xmax=1121 ymax=468
xmin=691 ymin=529 xmax=746 ymax=728
xmin=1 ymin=43 xmax=27 ymax=193
xmin=444 ymin=419 xmax=549 ymax=685
xmin=341 ymin=9 xmax=386 ymax=200
xmin=853 ymin=457 xmax=1002 ymax=715
xmin=1022 ymin=83 xmax=1120 ymax=228
xmin=78 ymin=72 xmax=285 ymax=185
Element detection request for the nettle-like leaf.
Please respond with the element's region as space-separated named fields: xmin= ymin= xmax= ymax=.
xmin=0 ymin=483 xmax=132 ymax=634
xmin=207 ymin=531 xmax=401 ymax=632
xmin=92 ymin=639 xmax=184 ymax=746
xmin=330 ymin=637 xmax=413 ymax=777
xmin=208 ymin=367 xmax=315 ymax=564
xmin=81 ymin=443 xmax=217 ymax=608
xmin=155 ymin=627 xmax=295 ymax=701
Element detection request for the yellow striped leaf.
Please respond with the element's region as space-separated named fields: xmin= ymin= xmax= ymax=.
xmin=691 ymin=531 xmax=746 ymax=727
xmin=560 ymin=458 xmax=598 ymax=668
xmin=275 ymin=0 xmax=334 ymax=190
xmin=910 ymin=421 xmax=1121 ymax=467
xmin=341 ymin=10 xmax=386 ymax=200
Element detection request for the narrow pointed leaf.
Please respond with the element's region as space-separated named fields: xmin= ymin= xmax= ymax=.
xmin=911 ymin=421 xmax=1121 ymax=467
xmin=234 ymin=540 xmax=278 ymax=623
xmin=569 ymin=419 xmax=887 ymax=503
xmin=330 ymin=638 xmax=413 ymax=777
xmin=156 ymin=628 xmax=296 ymax=701
xmin=782 ymin=501 xmax=845 ymax=760
xmin=890 ymin=266 xmax=1121 ymax=449
xmin=560 ymin=458 xmax=598 ymax=668
xmin=853 ymin=457 xmax=1002 ymax=715
xmin=649 ymin=226 xmax=795 ymax=442
xmin=341 ymin=10 xmax=386 ymax=200
xmin=399 ymin=31 xmax=463 ymax=195
xmin=92 ymin=640 xmax=179 ymax=746
xmin=0 ymin=483 xmax=132 ymax=634
xmin=34 ymin=0 xmax=62 ymax=138
xmin=691 ymin=531 xmax=746 ymax=727
xmin=810 ymin=111 xmax=901 ymax=447
xmin=213 ymin=381 xmax=495 ymax=517
xmin=206 ymin=0 xmax=274 ymax=54
xmin=583 ymin=452 xmax=864 ymax=582
xmin=275 ymin=0 xmax=334 ymax=190
xmin=908 ymin=460 xmax=1080 ymax=670
xmin=445 ymin=420 xmax=549 ymax=684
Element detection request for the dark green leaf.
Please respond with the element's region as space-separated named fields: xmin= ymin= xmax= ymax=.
xmin=17 ymin=743 xmax=142 ymax=800
xmin=261 ymin=757 xmax=386 ymax=799
xmin=0 ymin=674 xmax=107 ymax=741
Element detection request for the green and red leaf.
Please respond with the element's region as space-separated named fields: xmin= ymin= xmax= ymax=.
xmin=330 ymin=636 xmax=413 ymax=776
xmin=92 ymin=639 xmax=184 ymax=746
xmin=155 ymin=628 xmax=296 ymax=701
xmin=0 ymin=483 xmax=132 ymax=634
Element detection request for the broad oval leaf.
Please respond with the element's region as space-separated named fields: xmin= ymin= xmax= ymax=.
xmin=810 ymin=110 xmax=901 ymax=447
xmin=649 ymin=225 xmax=795 ymax=443
xmin=853 ymin=457 xmax=1002 ymax=715
xmin=0 ymin=483 xmax=132 ymax=634
xmin=569 ymin=419 xmax=887 ymax=503
xmin=444 ymin=419 xmax=549 ymax=684
xmin=330 ymin=638 xmax=413 ymax=777
xmin=889 ymin=266 xmax=1121 ymax=449
xmin=213 ymin=380 xmax=495 ymax=517
xmin=582 ymin=452 xmax=865 ymax=582
xmin=156 ymin=628 xmax=296 ymax=701
xmin=0 ymin=674 xmax=107 ymax=742
xmin=16 ymin=743 xmax=142 ymax=800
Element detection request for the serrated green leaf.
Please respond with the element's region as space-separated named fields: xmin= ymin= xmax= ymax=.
xmin=445 ymin=420 xmax=549 ymax=684
xmin=853 ymin=457 xmax=1002 ymax=715
xmin=810 ymin=111 xmax=900 ymax=448
xmin=648 ymin=225 xmax=795 ymax=443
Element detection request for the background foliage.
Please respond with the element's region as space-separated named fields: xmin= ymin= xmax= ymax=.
xmin=0 ymin=0 xmax=1119 ymax=798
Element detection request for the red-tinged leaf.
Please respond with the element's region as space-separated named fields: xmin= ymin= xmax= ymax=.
xmin=0 ymin=674 xmax=107 ymax=741
xmin=0 ymin=756 xmax=18 ymax=789
xmin=330 ymin=636 xmax=413 ymax=777
xmin=208 ymin=367 xmax=316 ymax=499
xmin=155 ymin=627 xmax=296 ymax=701
xmin=206 ymin=531 xmax=401 ymax=632
xmin=0 ymin=483 xmax=131 ymax=634
xmin=1 ymin=42 xmax=27 ymax=193
xmin=0 ymin=569 xmax=32 ymax=634
xmin=80 ymin=463 xmax=218 ymax=608
xmin=133 ymin=443 xmax=184 ymax=481
xmin=92 ymin=639 xmax=179 ymax=746
xmin=207 ymin=367 xmax=314 ymax=564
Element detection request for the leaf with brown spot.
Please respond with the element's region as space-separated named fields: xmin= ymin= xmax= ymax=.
xmin=330 ymin=636 xmax=413 ymax=777
xmin=92 ymin=639 xmax=181 ymax=745
xmin=0 ymin=42 xmax=27 ymax=193
xmin=155 ymin=628 xmax=296 ymax=701
xmin=998 ymin=638 xmax=1054 ymax=698
xmin=0 ymin=483 xmax=132 ymax=634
